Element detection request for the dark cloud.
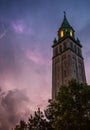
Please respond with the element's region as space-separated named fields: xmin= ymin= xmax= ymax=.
xmin=0 ymin=0 xmax=49 ymax=22
xmin=0 ymin=88 xmax=30 ymax=130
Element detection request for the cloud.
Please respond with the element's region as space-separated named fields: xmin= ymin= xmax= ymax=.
xmin=0 ymin=23 xmax=8 ymax=39
xmin=0 ymin=88 xmax=30 ymax=130
xmin=26 ymin=50 xmax=44 ymax=64
xmin=12 ymin=23 xmax=24 ymax=33
xmin=26 ymin=49 xmax=50 ymax=66
xmin=0 ymin=29 xmax=7 ymax=39
xmin=11 ymin=20 xmax=25 ymax=33
xmin=0 ymin=85 xmax=50 ymax=130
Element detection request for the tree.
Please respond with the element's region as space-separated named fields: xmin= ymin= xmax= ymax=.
xmin=13 ymin=108 xmax=53 ymax=130
xmin=14 ymin=120 xmax=27 ymax=130
xmin=46 ymin=80 xmax=90 ymax=130
xmin=28 ymin=108 xmax=53 ymax=130
xmin=14 ymin=125 xmax=20 ymax=130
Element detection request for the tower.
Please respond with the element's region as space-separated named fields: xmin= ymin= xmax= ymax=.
xmin=52 ymin=12 xmax=86 ymax=99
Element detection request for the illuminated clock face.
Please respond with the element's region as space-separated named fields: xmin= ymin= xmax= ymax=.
xmin=70 ymin=30 xmax=73 ymax=37
xmin=60 ymin=30 xmax=64 ymax=38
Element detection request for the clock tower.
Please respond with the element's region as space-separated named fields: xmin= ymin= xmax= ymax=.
xmin=52 ymin=12 xmax=86 ymax=99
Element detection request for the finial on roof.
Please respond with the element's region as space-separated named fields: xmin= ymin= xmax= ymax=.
xmin=64 ymin=11 xmax=66 ymax=18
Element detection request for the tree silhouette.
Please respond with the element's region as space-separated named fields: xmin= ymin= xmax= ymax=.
xmin=28 ymin=108 xmax=52 ymax=130
xmin=46 ymin=80 xmax=90 ymax=130
xmin=14 ymin=120 xmax=27 ymax=130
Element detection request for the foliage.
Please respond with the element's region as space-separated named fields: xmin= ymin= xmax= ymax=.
xmin=14 ymin=80 xmax=90 ymax=130
xmin=14 ymin=108 xmax=53 ymax=130
xmin=46 ymin=80 xmax=90 ymax=130
xmin=28 ymin=108 xmax=52 ymax=130
xmin=14 ymin=120 xmax=27 ymax=130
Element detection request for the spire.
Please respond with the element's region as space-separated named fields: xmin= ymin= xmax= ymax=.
xmin=64 ymin=11 xmax=66 ymax=18
xmin=58 ymin=12 xmax=75 ymax=39
xmin=60 ymin=11 xmax=73 ymax=30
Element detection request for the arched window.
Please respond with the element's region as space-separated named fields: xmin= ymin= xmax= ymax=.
xmin=70 ymin=42 xmax=73 ymax=49
xmin=70 ymin=30 xmax=73 ymax=37
xmin=78 ymin=48 xmax=81 ymax=56
xmin=60 ymin=30 xmax=64 ymax=38
xmin=63 ymin=42 xmax=67 ymax=50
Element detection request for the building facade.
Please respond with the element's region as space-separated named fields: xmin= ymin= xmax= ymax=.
xmin=52 ymin=13 xmax=86 ymax=99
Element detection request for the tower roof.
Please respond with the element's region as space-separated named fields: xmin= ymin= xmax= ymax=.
xmin=53 ymin=12 xmax=82 ymax=47
xmin=59 ymin=12 xmax=74 ymax=31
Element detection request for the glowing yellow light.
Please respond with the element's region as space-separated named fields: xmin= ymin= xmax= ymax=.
xmin=60 ymin=30 xmax=64 ymax=37
xmin=70 ymin=30 xmax=73 ymax=36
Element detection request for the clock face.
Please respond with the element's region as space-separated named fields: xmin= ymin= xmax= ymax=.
xmin=60 ymin=30 xmax=64 ymax=38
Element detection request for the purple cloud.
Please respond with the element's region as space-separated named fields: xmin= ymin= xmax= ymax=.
xmin=0 ymin=29 xmax=7 ymax=39
xmin=26 ymin=49 xmax=50 ymax=66
xmin=0 ymin=88 xmax=30 ymax=130
xmin=12 ymin=22 xmax=24 ymax=33
xmin=26 ymin=50 xmax=44 ymax=64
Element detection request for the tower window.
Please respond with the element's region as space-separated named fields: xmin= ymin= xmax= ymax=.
xmin=60 ymin=30 xmax=64 ymax=38
xmin=55 ymin=47 xmax=58 ymax=55
xmin=70 ymin=30 xmax=73 ymax=37
xmin=78 ymin=48 xmax=81 ymax=56
xmin=70 ymin=42 xmax=73 ymax=49
xmin=59 ymin=45 xmax=62 ymax=53
xmin=63 ymin=42 xmax=67 ymax=50
xmin=74 ymin=45 xmax=76 ymax=53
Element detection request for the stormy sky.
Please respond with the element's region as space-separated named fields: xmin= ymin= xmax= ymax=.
xmin=0 ymin=0 xmax=90 ymax=129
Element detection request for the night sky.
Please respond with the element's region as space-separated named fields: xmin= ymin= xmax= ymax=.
xmin=0 ymin=0 xmax=90 ymax=129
